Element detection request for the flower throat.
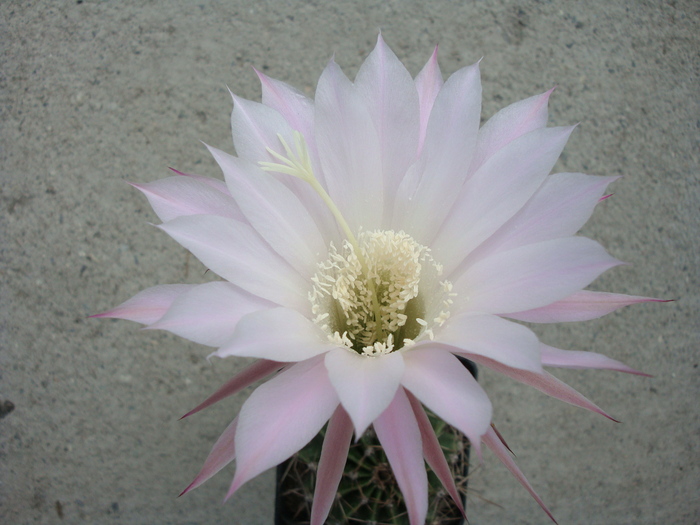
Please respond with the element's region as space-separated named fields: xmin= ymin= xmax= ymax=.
xmin=260 ymin=132 xmax=454 ymax=356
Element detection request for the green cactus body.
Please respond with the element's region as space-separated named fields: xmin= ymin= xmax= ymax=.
xmin=275 ymin=411 xmax=470 ymax=525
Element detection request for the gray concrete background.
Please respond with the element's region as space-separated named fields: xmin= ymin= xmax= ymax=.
xmin=1 ymin=1 xmax=698 ymax=523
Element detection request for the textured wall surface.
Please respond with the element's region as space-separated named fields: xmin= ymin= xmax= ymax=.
xmin=1 ymin=1 xmax=698 ymax=523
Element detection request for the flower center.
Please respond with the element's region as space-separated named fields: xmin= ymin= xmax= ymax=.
xmin=259 ymin=131 xmax=455 ymax=356
xmin=310 ymin=230 xmax=453 ymax=356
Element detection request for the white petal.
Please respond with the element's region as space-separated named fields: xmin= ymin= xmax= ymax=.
xmin=227 ymin=356 xmax=339 ymax=498
xmin=401 ymin=347 xmax=492 ymax=449
xmin=147 ymin=282 xmax=273 ymax=347
xmin=414 ymin=46 xmax=443 ymax=155
xmin=158 ymin=215 xmax=308 ymax=311
xmin=436 ymin=314 xmax=542 ymax=372
xmin=231 ymin=93 xmax=295 ymax=164
xmin=92 ymin=284 xmax=193 ymax=325
xmin=470 ymin=88 xmax=552 ymax=172
xmin=393 ymin=62 xmax=482 ymax=243
xmin=355 ymin=34 xmax=420 ymax=217
xmin=209 ymin=145 xmax=326 ymax=277
xmin=466 ymin=173 xmax=618 ymax=265
xmin=314 ymin=59 xmax=383 ymax=232
xmin=229 ymin=95 xmax=339 ymax=243
xmin=215 ymin=307 xmax=336 ymax=362
xmin=258 ymin=71 xmax=316 ymax=148
xmin=434 ymin=126 xmax=575 ymax=276
xmin=454 ymin=237 xmax=622 ymax=314
xmin=324 ymin=348 xmax=404 ymax=438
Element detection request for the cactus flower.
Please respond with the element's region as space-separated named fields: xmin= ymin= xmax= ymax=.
xmin=97 ymin=35 xmax=663 ymax=524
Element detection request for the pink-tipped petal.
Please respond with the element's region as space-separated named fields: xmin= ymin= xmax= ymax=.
xmin=437 ymin=314 xmax=542 ymax=372
xmin=324 ymin=348 xmax=404 ymax=438
xmin=148 ymin=282 xmax=273 ymax=347
xmin=406 ymin=391 xmax=466 ymax=519
xmin=180 ymin=417 xmax=238 ymax=496
xmin=414 ymin=45 xmax=443 ymax=155
xmin=214 ymin=307 xmax=336 ymax=362
xmin=435 ymin=126 xmax=576 ymax=274
xmin=91 ymin=284 xmax=194 ymax=324
xmin=310 ymin=406 xmax=354 ymax=525
xmin=483 ymin=426 xmax=557 ymax=524
xmin=504 ymin=290 xmax=670 ymax=323
xmin=540 ymin=344 xmax=650 ymax=376
xmin=455 ymin=237 xmax=622 ymax=315
xmin=208 ymin=145 xmax=326 ymax=277
xmin=226 ymin=356 xmax=339 ymax=499
xmin=129 ymin=177 xmax=242 ymax=223
xmin=470 ymin=356 xmax=616 ymax=421
xmin=168 ymin=168 xmax=231 ymax=194
xmin=471 ymin=88 xmax=553 ymax=172
xmin=374 ymin=388 xmax=428 ymax=525
xmin=180 ymin=360 xmax=284 ymax=420
xmin=158 ymin=215 xmax=308 ymax=311
xmin=402 ymin=347 xmax=491 ymax=451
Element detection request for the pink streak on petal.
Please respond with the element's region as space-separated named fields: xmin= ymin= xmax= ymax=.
xmin=147 ymin=282 xmax=274 ymax=347
xmin=179 ymin=417 xmax=238 ymax=496
xmin=324 ymin=348 xmax=404 ymax=438
xmin=437 ymin=314 xmax=542 ymax=372
xmin=128 ymin=177 xmax=242 ymax=223
xmin=540 ymin=344 xmax=651 ymax=376
xmin=91 ymin=284 xmax=193 ymax=324
xmin=310 ymin=406 xmax=354 ymax=525
xmin=468 ymin=355 xmax=616 ymax=421
xmin=215 ymin=307 xmax=335 ymax=362
xmin=226 ymin=356 xmax=339 ymax=500
xmin=489 ymin=423 xmax=514 ymax=455
xmin=406 ymin=391 xmax=466 ymax=519
xmin=374 ymin=388 xmax=428 ymax=525
xmin=402 ymin=347 xmax=491 ymax=453
xmin=504 ymin=290 xmax=670 ymax=323
xmin=414 ymin=45 xmax=443 ymax=155
xmin=483 ymin=427 xmax=558 ymax=524
xmin=599 ymin=193 xmax=614 ymax=201
xmin=471 ymin=88 xmax=553 ymax=173
xmin=168 ymin=167 xmax=231 ymax=195
xmin=180 ymin=360 xmax=284 ymax=419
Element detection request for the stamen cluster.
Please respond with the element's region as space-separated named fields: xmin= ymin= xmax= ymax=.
xmin=310 ymin=230 xmax=453 ymax=356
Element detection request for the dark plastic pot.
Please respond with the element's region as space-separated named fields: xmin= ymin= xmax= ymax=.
xmin=275 ymin=358 xmax=477 ymax=525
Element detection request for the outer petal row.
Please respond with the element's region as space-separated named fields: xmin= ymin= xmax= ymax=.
xmin=226 ymin=355 xmax=339 ymax=499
